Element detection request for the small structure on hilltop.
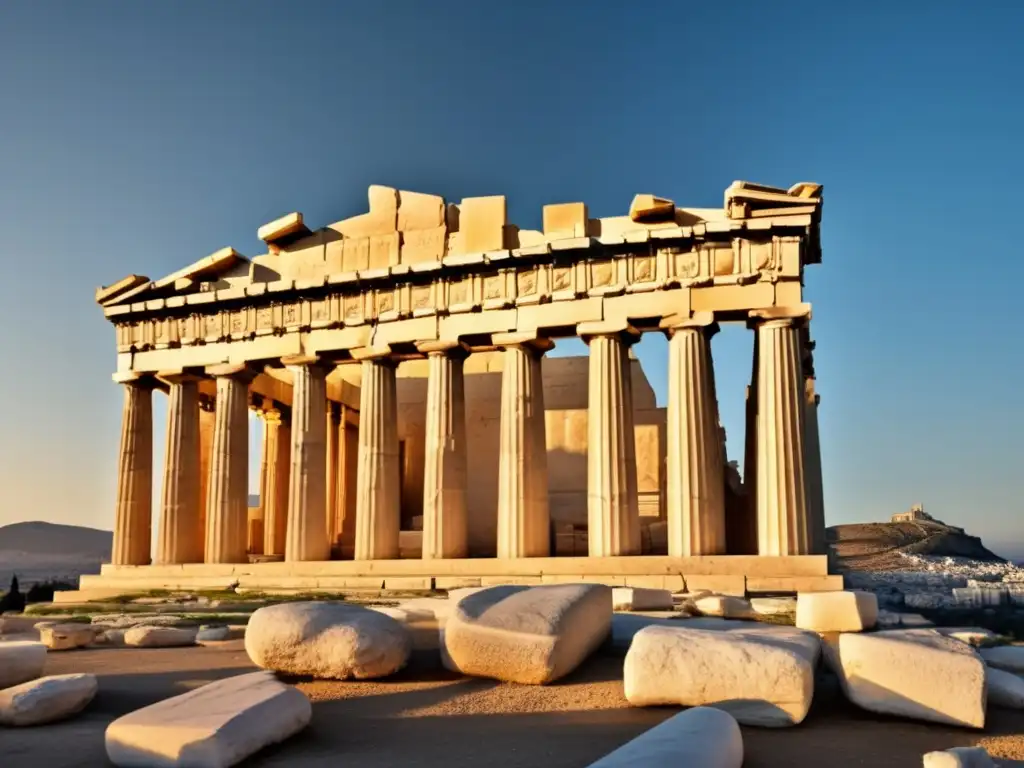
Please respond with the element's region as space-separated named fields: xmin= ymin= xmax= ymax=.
xmin=891 ymin=504 xmax=935 ymax=524
xmin=81 ymin=179 xmax=833 ymax=598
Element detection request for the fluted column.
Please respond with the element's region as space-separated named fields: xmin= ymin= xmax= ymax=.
xmin=752 ymin=306 xmax=812 ymax=556
xmin=204 ymin=365 xmax=255 ymax=564
xmin=325 ymin=402 xmax=340 ymax=551
xmin=156 ymin=373 xmax=203 ymax=564
xmin=260 ymin=408 xmax=291 ymax=556
xmin=419 ymin=342 xmax=469 ymax=559
xmin=582 ymin=324 xmax=640 ymax=556
xmin=354 ymin=356 xmax=400 ymax=560
xmin=285 ymin=358 xmax=331 ymax=562
xmin=664 ymin=315 xmax=726 ymax=556
xmin=111 ymin=375 xmax=154 ymax=565
xmin=197 ymin=401 xmax=215 ymax=557
xmin=336 ymin=407 xmax=358 ymax=557
xmin=804 ymin=378 xmax=826 ymax=554
xmin=495 ymin=336 xmax=551 ymax=558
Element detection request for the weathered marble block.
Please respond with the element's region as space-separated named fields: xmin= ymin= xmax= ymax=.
xmin=105 ymin=671 xmax=311 ymax=768
xmin=586 ymin=706 xmax=743 ymax=768
xmin=795 ymin=590 xmax=878 ymax=633
xmin=624 ymin=625 xmax=817 ymax=727
xmin=0 ymin=641 xmax=47 ymax=688
xmin=0 ymin=674 xmax=98 ymax=726
xmin=443 ymin=584 xmax=612 ymax=684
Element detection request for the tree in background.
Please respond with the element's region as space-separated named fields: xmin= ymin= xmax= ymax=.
xmin=0 ymin=574 xmax=26 ymax=613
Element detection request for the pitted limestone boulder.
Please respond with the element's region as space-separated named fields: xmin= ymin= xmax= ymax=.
xmin=245 ymin=601 xmax=410 ymax=680
xmin=796 ymin=590 xmax=878 ymax=633
xmin=586 ymin=706 xmax=743 ymax=768
xmin=0 ymin=641 xmax=47 ymax=688
xmin=833 ymin=629 xmax=986 ymax=728
xmin=124 ymin=626 xmax=197 ymax=648
xmin=695 ymin=596 xmax=756 ymax=620
xmin=443 ymin=584 xmax=612 ymax=684
xmin=105 ymin=671 xmax=310 ymax=768
xmin=0 ymin=674 xmax=98 ymax=726
xmin=624 ymin=624 xmax=817 ymax=727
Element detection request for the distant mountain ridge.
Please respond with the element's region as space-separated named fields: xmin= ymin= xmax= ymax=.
xmin=0 ymin=521 xmax=112 ymax=559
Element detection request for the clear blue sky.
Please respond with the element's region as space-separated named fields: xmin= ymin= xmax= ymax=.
xmin=1 ymin=2 xmax=1021 ymax=557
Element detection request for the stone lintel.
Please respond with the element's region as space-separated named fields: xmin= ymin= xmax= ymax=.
xmin=349 ymin=344 xmax=394 ymax=361
xmin=257 ymin=212 xmax=310 ymax=244
xmin=280 ymin=354 xmax=323 ymax=368
xmin=491 ymin=331 xmax=555 ymax=353
xmin=577 ymin=320 xmax=641 ymax=342
xmin=415 ymin=340 xmax=471 ymax=356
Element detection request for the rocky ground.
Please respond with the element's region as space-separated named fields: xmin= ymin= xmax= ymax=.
xmin=1 ymin=619 xmax=1023 ymax=768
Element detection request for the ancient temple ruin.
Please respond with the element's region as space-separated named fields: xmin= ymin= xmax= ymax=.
xmin=79 ymin=180 xmax=838 ymax=597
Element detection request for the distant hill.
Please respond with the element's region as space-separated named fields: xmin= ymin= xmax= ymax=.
xmin=829 ymin=520 xmax=1003 ymax=572
xmin=0 ymin=521 xmax=112 ymax=559
xmin=0 ymin=521 xmax=112 ymax=588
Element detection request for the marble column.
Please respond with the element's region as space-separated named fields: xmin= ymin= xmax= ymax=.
xmin=156 ymin=373 xmax=203 ymax=564
xmin=495 ymin=338 xmax=551 ymax=558
xmin=204 ymin=366 xmax=254 ymax=564
xmin=664 ymin=316 xmax=726 ymax=556
xmin=583 ymin=327 xmax=640 ymax=557
xmin=420 ymin=343 xmax=469 ymax=559
xmin=260 ymin=408 xmax=291 ymax=557
xmin=804 ymin=377 xmax=826 ymax=555
xmin=111 ymin=375 xmax=154 ymax=566
xmin=337 ymin=408 xmax=358 ymax=557
xmin=285 ymin=359 xmax=331 ymax=562
xmin=354 ymin=357 xmax=400 ymax=560
xmin=753 ymin=307 xmax=812 ymax=556
xmin=197 ymin=401 xmax=215 ymax=557
xmin=325 ymin=402 xmax=340 ymax=550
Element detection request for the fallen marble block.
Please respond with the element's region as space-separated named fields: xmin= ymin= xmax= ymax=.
xmin=0 ymin=641 xmax=47 ymax=688
xmin=624 ymin=625 xmax=816 ymax=726
xmin=246 ymin=601 xmax=410 ymax=680
xmin=443 ymin=584 xmax=611 ymax=684
xmin=834 ymin=630 xmax=986 ymax=728
xmin=980 ymin=645 xmax=1024 ymax=673
xmin=922 ymin=747 xmax=995 ymax=767
xmin=39 ymin=623 xmax=97 ymax=651
xmin=586 ymin=706 xmax=743 ymax=768
xmin=91 ymin=614 xmax=192 ymax=630
xmin=795 ymin=590 xmax=878 ymax=632
xmin=124 ymin=626 xmax=197 ymax=648
xmin=986 ymin=667 xmax=1024 ymax=709
xmin=612 ymin=587 xmax=674 ymax=612
xmin=0 ymin=674 xmax=98 ymax=726
xmin=105 ymin=671 xmax=310 ymax=768
xmin=695 ymin=596 xmax=755 ymax=620
xmin=750 ymin=597 xmax=796 ymax=617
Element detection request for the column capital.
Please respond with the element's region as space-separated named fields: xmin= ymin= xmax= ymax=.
xmin=350 ymin=344 xmax=395 ymax=362
xmin=577 ymin=320 xmax=641 ymax=344
xmin=205 ymin=362 xmax=262 ymax=382
xmin=112 ymin=371 xmax=159 ymax=388
xmin=415 ymin=340 xmax=471 ymax=358
xmin=492 ymin=332 xmax=555 ymax=354
xmin=156 ymin=369 xmax=203 ymax=386
xmin=281 ymin=354 xmax=334 ymax=375
xmin=747 ymin=303 xmax=812 ymax=329
xmin=659 ymin=311 xmax=719 ymax=339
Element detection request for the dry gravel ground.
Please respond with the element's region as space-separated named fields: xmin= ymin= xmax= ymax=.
xmin=3 ymin=633 xmax=1024 ymax=767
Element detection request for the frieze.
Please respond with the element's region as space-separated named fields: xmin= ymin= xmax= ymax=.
xmin=111 ymin=233 xmax=808 ymax=354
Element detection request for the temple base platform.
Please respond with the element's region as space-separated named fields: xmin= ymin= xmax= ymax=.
xmin=62 ymin=555 xmax=842 ymax=602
